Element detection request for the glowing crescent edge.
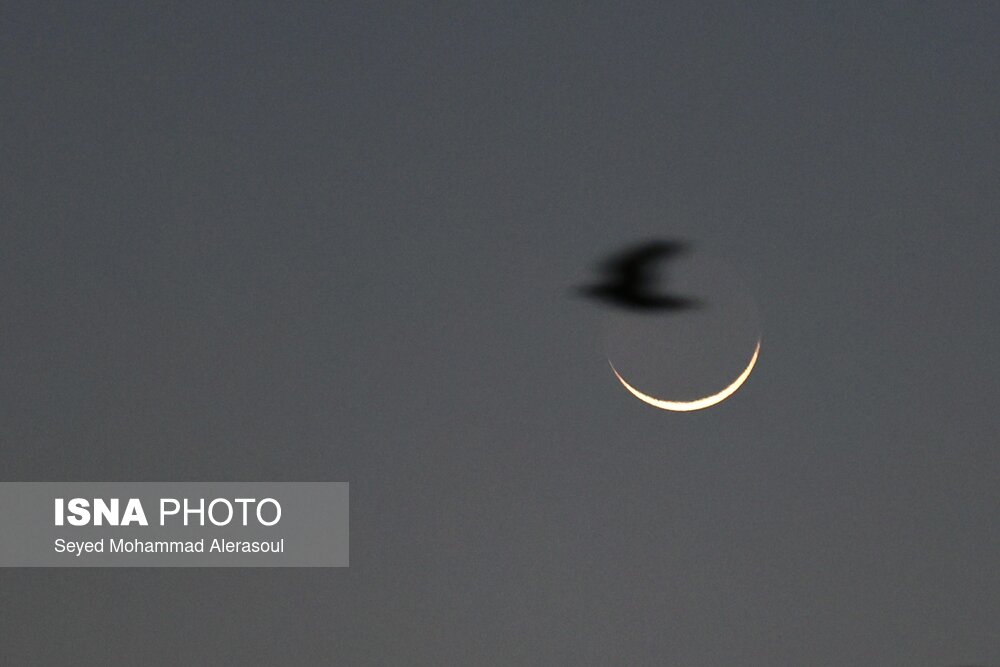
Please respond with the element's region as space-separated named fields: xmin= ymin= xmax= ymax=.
xmin=609 ymin=340 xmax=761 ymax=412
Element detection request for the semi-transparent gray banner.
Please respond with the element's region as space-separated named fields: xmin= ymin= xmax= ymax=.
xmin=0 ymin=483 xmax=348 ymax=567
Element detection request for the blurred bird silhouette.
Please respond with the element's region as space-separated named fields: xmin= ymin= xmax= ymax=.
xmin=579 ymin=240 xmax=701 ymax=311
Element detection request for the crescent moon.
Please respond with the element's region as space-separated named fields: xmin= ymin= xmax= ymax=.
xmin=609 ymin=340 xmax=760 ymax=412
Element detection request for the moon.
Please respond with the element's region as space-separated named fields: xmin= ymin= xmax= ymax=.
xmin=609 ymin=340 xmax=760 ymax=412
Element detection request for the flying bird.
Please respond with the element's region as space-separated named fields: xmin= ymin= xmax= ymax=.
xmin=579 ymin=240 xmax=701 ymax=311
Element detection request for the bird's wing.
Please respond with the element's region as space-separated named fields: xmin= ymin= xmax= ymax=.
xmin=600 ymin=241 xmax=689 ymax=284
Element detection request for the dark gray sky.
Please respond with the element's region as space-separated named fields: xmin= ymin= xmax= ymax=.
xmin=2 ymin=3 xmax=998 ymax=665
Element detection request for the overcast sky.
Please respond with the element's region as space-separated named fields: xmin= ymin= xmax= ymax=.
xmin=2 ymin=3 xmax=998 ymax=665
